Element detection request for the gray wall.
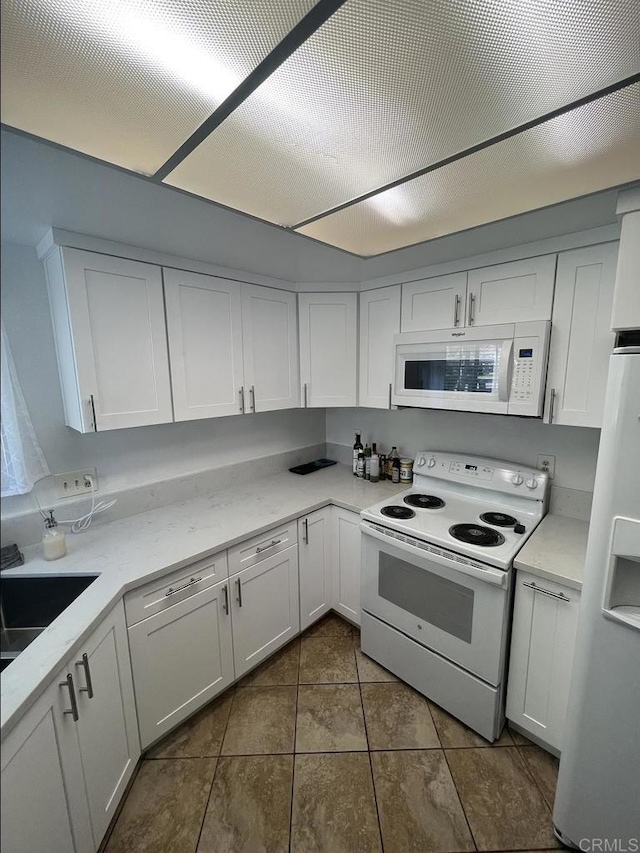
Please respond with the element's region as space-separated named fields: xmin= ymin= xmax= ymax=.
xmin=326 ymin=408 xmax=600 ymax=492
xmin=1 ymin=242 xmax=326 ymax=516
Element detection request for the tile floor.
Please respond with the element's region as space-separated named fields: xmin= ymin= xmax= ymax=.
xmin=104 ymin=613 xmax=562 ymax=853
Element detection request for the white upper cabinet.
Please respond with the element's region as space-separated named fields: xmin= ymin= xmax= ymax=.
xmin=298 ymin=292 xmax=358 ymax=407
xmin=241 ymin=284 xmax=299 ymax=412
xmin=164 ymin=269 xmax=244 ymax=421
xmin=467 ymin=255 xmax=556 ymax=327
xmin=398 ymin=256 xmax=555 ymax=332
xmin=401 ymin=273 xmax=467 ymax=331
xmin=544 ymin=243 xmax=618 ymax=428
xmin=359 ymin=286 xmax=401 ymax=408
xmin=44 ymin=247 xmax=173 ymax=432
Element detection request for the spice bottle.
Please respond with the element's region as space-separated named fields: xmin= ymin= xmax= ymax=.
xmin=356 ymin=451 xmax=365 ymax=479
xmin=392 ymin=455 xmax=401 ymax=484
xmin=370 ymin=445 xmax=380 ymax=483
xmin=364 ymin=442 xmax=372 ymax=480
xmin=387 ymin=446 xmax=399 ymax=480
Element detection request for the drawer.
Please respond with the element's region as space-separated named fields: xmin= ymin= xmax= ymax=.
xmin=125 ymin=551 xmax=228 ymax=626
xmin=228 ymin=521 xmax=298 ymax=575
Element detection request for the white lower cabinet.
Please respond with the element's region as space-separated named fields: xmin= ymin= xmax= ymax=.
xmin=127 ymin=576 xmax=234 ymax=750
xmin=1 ymin=601 xmax=139 ymax=853
xmin=230 ymin=545 xmax=300 ymax=679
xmin=331 ymin=507 xmax=362 ymax=626
xmin=506 ymin=571 xmax=581 ymax=752
xmin=298 ymin=508 xmax=333 ymax=631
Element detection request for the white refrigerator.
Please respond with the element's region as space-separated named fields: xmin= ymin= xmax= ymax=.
xmin=553 ymin=345 xmax=640 ymax=846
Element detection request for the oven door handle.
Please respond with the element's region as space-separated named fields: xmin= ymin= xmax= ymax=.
xmin=498 ymin=339 xmax=513 ymax=403
xmin=360 ymin=522 xmax=508 ymax=588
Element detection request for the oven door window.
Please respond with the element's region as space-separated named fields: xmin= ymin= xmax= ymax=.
xmin=404 ymin=343 xmax=500 ymax=395
xmin=378 ymin=552 xmax=474 ymax=643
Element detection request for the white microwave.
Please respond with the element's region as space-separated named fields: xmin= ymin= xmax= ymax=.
xmin=392 ymin=321 xmax=551 ymax=417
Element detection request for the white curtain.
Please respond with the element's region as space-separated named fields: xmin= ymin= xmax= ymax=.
xmin=1 ymin=319 xmax=50 ymax=496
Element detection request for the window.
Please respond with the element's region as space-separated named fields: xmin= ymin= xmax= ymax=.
xmin=1 ymin=320 xmax=50 ymax=497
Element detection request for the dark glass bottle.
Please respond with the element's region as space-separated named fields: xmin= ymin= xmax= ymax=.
xmin=352 ymin=432 xmax=363 ymax=475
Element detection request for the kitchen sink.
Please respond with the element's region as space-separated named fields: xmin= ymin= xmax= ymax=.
xmin=0 ymin=575 xmax=98 ymax=672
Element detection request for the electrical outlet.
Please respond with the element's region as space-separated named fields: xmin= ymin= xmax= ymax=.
xmin=537 ymin=454 xmax=556 ymax=480
xmin=54 ymin=468 xmax=98 ymax=499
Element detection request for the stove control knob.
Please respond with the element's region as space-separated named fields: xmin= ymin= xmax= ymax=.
xmin=525 ymin=476 xmax=538 ymax=490
xmin=416 ymin=456 xmax=426 ymax=468
xmin=511 ymin=473 xmax=524 ymax=486
xmin=427 ymin=456 xmax=436 ymax=469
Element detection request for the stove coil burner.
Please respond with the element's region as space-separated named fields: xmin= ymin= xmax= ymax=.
xmin=404 ymin=494 xmax=446 ymax=510
xmin=381 ymin=505 xmax=416 ymax=520
xmin=449 ymin=523 xmax=505 ymax=547
xmin=479 ymin=512 xmax=518 ymax=528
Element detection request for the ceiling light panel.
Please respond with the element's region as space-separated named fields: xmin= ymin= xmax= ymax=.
xmin=1 ymin=0 xmax=317 ymax=175
xmin=296 ymin=84 xmax=640 ymax=256
xmin=165 ymin=0 xmax=640 ymax=225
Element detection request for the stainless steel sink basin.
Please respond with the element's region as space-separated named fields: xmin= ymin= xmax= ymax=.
xmin=0 ymin=575 xmax=98 ymax=672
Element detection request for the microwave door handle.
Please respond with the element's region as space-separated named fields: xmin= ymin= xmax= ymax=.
xmin=498 ymin=339 xmax=513 ymax=402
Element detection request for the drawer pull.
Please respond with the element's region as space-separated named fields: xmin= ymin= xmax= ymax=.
xmin=523 ymin=580 xmax=570 ymax=602
xmin=165 ymin=576 xmax=202 ymax=597
xmin=76 ymin=652 xmax=94 ymax=699
xmin=256 ymin=539 xmax=282 ymax=554
xmin=60 ymin=673 xmax=79 ymax=722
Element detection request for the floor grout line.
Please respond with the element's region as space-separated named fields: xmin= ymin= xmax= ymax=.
xmin=288 ymin=681 xmax=300 ymax=853
xmin=442 ymin=745 xmax=480 ymax=852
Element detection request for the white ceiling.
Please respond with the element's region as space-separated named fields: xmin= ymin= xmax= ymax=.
xmin=2 ymin=0 xmax=639 ymax=256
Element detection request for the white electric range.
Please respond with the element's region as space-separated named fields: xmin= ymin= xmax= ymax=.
xmin=360 ymin=451 xmax=548 ymax=741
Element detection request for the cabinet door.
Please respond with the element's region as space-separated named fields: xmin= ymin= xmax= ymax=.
xmin=1 ymin=664 xmax=93 ymax=853
xmin=164 ymin=269 xmax=244 ymax=420
xmin=359 ymin=286 xmax=401 ymax=408
xmin=242 ymin=284 xmax=299 ymax=412
xmin=401 ymin=273 xmax=467 ymax=331
xmin=298 ymin=292 xmax=357 ymax=407
xmin=467 ymin=255 xmax=556 ymax=326
xmin=299 ymin=508 xmax=332 ymax=631
xmin=60 ymin=247 xmax=173 ymax=431
xmin=544 ymin=243 xmax=618 ymax=428
xmin=506 ymin=572 xmax=580 ymax=752
xmin=331 ymin=507 xmax=362 ymax=626
xmin=74 ymin=601 xmax=140 ymax=845
xmin=230 ymin=545 xmax=300 ymax=679
xmin=128 ymin=578 xmax=234 ymax=749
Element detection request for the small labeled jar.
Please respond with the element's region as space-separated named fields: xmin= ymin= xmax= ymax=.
xmin=399 ymin=458 xmax=414 ymax=484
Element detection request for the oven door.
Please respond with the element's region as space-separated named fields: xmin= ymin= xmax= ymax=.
xmin=393 ymin=335 xmax=513 ymax=414
xmin=361 ymin=523 xmax=511 ymax=686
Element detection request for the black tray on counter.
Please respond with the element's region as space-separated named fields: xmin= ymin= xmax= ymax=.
xmin=289 ymin=458 xmax=338 ymax=475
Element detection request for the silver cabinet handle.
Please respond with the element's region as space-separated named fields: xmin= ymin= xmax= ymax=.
xmin=89 ymin=394 xmax=98 ymax=432
xmin=236 ymin=577 xmax=243 ymax=607
xmin=250 ymin=385 xmax=256 ymax=412
xmin=523 ymin=580 xmax=570 ymax=602
xmin=165 ymin=576 xmax=202 ymax=597
xmin=222 ymin=584 xmax=229 ymax=615
xmin=239 ymin=387 xmax=245 ymax=413
xmin=303 ymin=519 xmax=309 ymax=545
xmin=60 ymin=673 xmax=79 ymax=722
xmin=256 ymin=539 xmax=282 ymax=554
xmin=548 ymin=388 xmax=557 ymax=423
xmin=303 ymin=382 xmax=308 ymax=408
xmin=468 ymin=292 xmax=475 ymax=325
xmin=454 ymin=294 xmax=461 ymax=327
xmin=388 ymin=383 xmax=393 ymax=410
xmin=76 ymin=652 xmax=94 ymax=699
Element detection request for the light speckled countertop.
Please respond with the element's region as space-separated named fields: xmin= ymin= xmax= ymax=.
xmin=514 ymin=514 xmax=589 ymax=591
xmin=1 ymin=465 xmax=403 ymax=735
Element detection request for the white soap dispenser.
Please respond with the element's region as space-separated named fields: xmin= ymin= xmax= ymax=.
xmin=43 ymin=510 xmax=66 ymax=561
